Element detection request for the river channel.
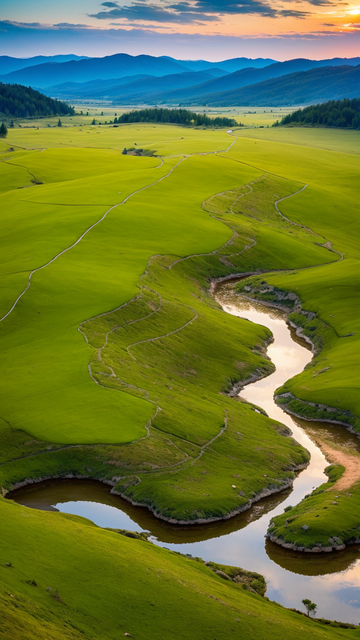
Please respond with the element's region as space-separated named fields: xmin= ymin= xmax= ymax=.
xmin=9 ymin=282 xmax=360 ymax=623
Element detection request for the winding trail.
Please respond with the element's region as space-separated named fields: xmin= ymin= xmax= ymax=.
xmin=0 ymin=157 xmax=186 ymax=323
xmin=229 ymin=183 xmax=255 ymax=214
xmin=275 ymin=187 xmax=344 ymax=261
xmin=127 ymin=306 xmax=198 ymax=359
xmin=0 ymin=134 xmax=238 ymax=325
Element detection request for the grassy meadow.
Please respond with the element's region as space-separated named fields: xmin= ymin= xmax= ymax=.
xmin=9 ymin=104 xmax=295 ymax=129
xmin=2 ymin=495 xmax=357 ymax=640
xmin=0 ymin=117 xmax=359 ymax=634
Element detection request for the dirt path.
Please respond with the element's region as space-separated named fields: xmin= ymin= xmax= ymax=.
xmin=318 ymin=441 xmax=360 ymax=490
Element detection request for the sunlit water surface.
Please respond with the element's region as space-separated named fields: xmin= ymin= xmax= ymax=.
xmin=10 ymin=285 xmax=360 ymax=622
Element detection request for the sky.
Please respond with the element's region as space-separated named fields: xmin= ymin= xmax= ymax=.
xmin=0 ymin=0 xmax=359 ymax=60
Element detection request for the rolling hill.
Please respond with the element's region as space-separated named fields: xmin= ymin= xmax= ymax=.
xmin=153 ymin=57 xmax=360 ymax=104
xmin=48 ymin=70 xmax=225 ymax=101
xmin=179 ymin=64 xmax=360 ymax=107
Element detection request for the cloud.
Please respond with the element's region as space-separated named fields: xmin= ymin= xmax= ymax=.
xmin=169 ymin=0 xmax=277 ymax=14
xmin=108 ymin=21 xmax=185 ymax=27
xmin=304 ymin=0 xmax=340 ymax=5
xmin=53 ymin=23 xmax=90 ymax=28
xmin=90 ymin=0 xmax=284 ymax=22
xmin=90 ymin=4 xmax=219 ymax=23
xmin=1 ymin=20 xmax=43 ymax=28
xmin=90 ymin=0 xmax=326 ymax=23
xmin=277 ymin=9 xmax=310 ymax=17
xmin=1 ymin=20 xmax=91 ymax=30
xmin=1 ymin=18 xmax=360 ymax=62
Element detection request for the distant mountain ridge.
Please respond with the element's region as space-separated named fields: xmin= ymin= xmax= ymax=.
xmin=0 ymin=54 xmax=88 ymax=75
xmin=192 ymin=65 xmax=360 ymax=107
xmin=48 ymin=70 xmax=226 ymax=101
xmin=0 ymin=53 xmax=277 ymax=89
xmin=47 ymin=67 xmax=226 ymax=99
xmin=1 ymin=53 xmax=359 ymax=107
xmin=160 ymin=56 xmax=276 ymax=73
xmin=153 ymin=57 xmax=360 ymax=104
xmin=40 ymin=56 xmax=360 ymax=108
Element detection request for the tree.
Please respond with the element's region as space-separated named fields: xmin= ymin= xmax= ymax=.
xmin=0 ymin=122 xmax=8 ymax=138
xmin=57 ymin=118 xmax=62 ymax=127
xmin=91 ymin=118 xmax=96 ymax=125
xmin=122 ymin=148 xmax=127 ymax=155
xmin=276 ymin=98 xmax=360 ymax=130
xmin=0 ymin=82 xmax=74 ymax=118
xmin=302 ymin=599 xmax=317 ymax=617
xmin=9 ymin=120 xmax=14 ymax=128
xmin=116 ymin=107 xmax=238 ymax=128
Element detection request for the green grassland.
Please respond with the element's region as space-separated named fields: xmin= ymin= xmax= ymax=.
xmin=228 ymin=126 xmax=360 ymax=548
xmin=0 ymin=137 xmax=317 ymax=521
xmin=1 ymin=496 xmax=357 ymax=640
xmin=0 ymin=121 xmax=359 ymax=634
xmin=228 ymin=128 xmax=360 ymax=424
xmin=9 ymin=104 xmax=294 ymax=129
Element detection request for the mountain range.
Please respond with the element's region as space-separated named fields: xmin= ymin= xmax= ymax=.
xmin=0 ymin=53 xmax=276 ymax=88
xmin=0 ymin=52 xmax=359 ymax=107
xmin=196 ymin=64 xmax=360 ymax=107
xmin=0 ymin=54 xmax=88 ymax=76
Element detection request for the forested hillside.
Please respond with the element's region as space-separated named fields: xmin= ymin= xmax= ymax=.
xmin=186 ymin=64 xmax=360 ymax=107
xmin=0 ymin=83 xmax=74 ymax=118
xmin=277 ymin=98 xmax=360 ymax=129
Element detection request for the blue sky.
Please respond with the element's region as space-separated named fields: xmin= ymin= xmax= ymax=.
xmin=1 ymin=0 xmax=359 ymax=60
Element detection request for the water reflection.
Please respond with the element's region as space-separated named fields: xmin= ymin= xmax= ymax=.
xmin=9 ymin=285 xmax=360 ymax=622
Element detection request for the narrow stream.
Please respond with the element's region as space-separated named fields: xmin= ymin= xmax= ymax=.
xmin=9 ymin=283 xmax=360 ymax=622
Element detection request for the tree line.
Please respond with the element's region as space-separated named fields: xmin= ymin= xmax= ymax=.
xmin=116 ymin=107 xmax=238 ymax=128
xmin=275 ymin=98 xmax=360 ymax=129
xmin=0 ymin=83 xmax=74 ymax=118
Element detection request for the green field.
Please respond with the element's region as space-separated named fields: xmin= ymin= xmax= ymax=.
xmin=6 ymin=104 xmax=296 ymax=129
xmin=3 ymin=495 xmax=358 ymax=640
xmin=1 ymin=119 xmax=359 ymax=635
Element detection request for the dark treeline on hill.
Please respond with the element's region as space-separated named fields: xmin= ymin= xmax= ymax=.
xmin=277 ymin=98 xmax=360 ymax=129
xmin=116 ymin=107 xmax=238 ymax=127
xmin=0 ymin=83 xmax=74 ymax=118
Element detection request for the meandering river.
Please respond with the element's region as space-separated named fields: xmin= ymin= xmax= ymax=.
xmin=10 ymin=282 xmax=360 ymax=623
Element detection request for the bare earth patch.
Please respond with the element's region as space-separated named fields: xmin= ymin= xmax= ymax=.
xmin=319 ymin=442 xmax=360 ymax=491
